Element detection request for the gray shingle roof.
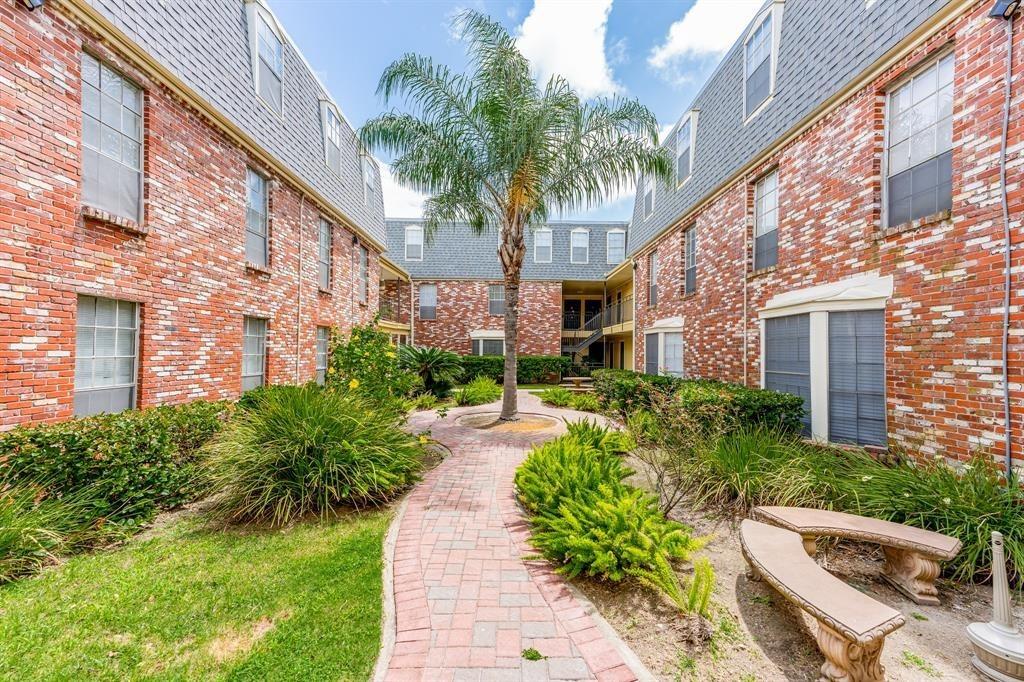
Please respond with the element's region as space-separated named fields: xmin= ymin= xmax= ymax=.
xmin=629 ymin=0 xmax=951 ymax=256
xmin=86 ymin=0 xmax=385 ymax=246
xmin=385 ymin=220 xmax=630 ymax=281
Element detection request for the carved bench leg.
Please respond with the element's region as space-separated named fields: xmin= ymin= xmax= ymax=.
xmin=802 ymin=535 xmax=817 ymax=556
xmin=815 ymin=620 xmax=886 ymax=682
xmin=881 ymin=547 xmax=941 ymax=606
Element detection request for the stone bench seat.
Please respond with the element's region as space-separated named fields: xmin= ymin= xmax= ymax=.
xmin=752 ymin=506 xmax=961 ymax=605
xmin=740 ymin=520 xmax=906 ymax=682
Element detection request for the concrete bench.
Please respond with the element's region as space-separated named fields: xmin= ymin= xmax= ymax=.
xmin=752 ymin=506 xmax=962 ymax=606
xmin=741 ymin=520 xmax=905 ymax=682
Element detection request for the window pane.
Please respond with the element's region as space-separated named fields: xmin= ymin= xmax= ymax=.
xmin=481 ymin=339 xmax=504 ymax=356
xmin=664 ymin=332 xmax=684 ymax=377
xmin=75 ymin=295 xmax=137 ymax=416
xmin=829 ymin=310 xmax=886 ymax=446
xmin=764 ymin=314 xmax=811 ymax=434
xmin=644 ymin=333 xmax=659 ymax=375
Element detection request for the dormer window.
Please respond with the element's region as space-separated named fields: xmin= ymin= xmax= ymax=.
xmin=570 ymin=229 xmax=590 ymax=264
xmin=607 ymin=230 xmax=626 ymax=265
xmin=247 ymin=3 xmax=284 ymax=114
xmin=405 ymin=225 xmax=423 ymax=261
xmin=744 ymin=3 xmax=782 ymax=120
xmin=362 ymin=156 xmax=375 ymax=204
xmin=641 ymin=175 xmax=654 ymax=219
xmin=676 ymin=112 xmax=697 ymax=184
xmin=534 ymin=228 xmax=552 ymax=263
xmin=322 ymin=103 xmax=342 ymax=174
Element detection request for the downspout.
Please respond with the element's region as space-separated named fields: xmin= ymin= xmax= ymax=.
xmin=742 ymin=205 xmax=750 ymax=387
xmin=997 ymin=11 xmax=1017 ymax=477
xmin=296 ymin=194 xmax=305 ymax=382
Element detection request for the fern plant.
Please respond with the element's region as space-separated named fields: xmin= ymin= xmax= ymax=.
xmin=565 ymin=419 xmax=632 ymax=456
xmin=686 ymin=557 xmax=715 ymax=617
xmin=514 ymin=436 xmax=630 ymax=514
xmin=538 ymin=387 xmax=573 ymax=408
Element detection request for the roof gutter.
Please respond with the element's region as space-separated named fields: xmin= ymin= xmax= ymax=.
xmin=53 ymin=0 xmax=389 ymax=255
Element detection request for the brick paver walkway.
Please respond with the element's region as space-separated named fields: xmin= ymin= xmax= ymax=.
xmin=378 ymin=392 xmax=644 ymax=682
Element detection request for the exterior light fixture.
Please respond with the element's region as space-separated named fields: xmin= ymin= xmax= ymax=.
xmin=21 ymin=0 xmax=44 ymax=8
xmin=989 ymin=0 xmax=1020 ymax=19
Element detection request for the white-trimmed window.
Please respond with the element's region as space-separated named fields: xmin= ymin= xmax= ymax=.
xmin=754 ymin=170 xmax=778 ymax=271
xmin=675 ymin=113 xmax=696 ymax=183
xmin=81 ymin=53 xmax=143 ymax=223
xmin=534 ymin=228 xmax=552 ymax=263
xmin=472 ymin=337 xmax=505 ymax=356
xmin=315 ymin=326 xmax=330 ymax=385
xmin=642 ymin=175 xmax=655 ymax=219
xmin=744 ymin=4 xmax=781 ymax=119
xmin=362 ymin=156 xmax=375 ymax=204
xmin=488 ymin=284 xmax=505 ymax=316
xmin=419 ymin=283 xmax=437 ymax=320
xmin=684 ymin=226 xmax=697 ymax=294
xmin=245 ymin=168 xmax=269 ymax=267
xmin=242 ymin=316 xmax=267 ymax=391
xmin=405 ymin=225 xmax=423 ymax=261
xmin=644 ymin=326 xmax=684 ymax=377
xmin=607 ymin=230 xmax=626 ymax=265
xmin=571 ymin=229 xmax=589 ymax=264
xmin=357 ymin=245 xmax=369 ymax=303
xmin=74 ymin=295 xmax=138 ymax=416
xmin=885 ymin=52 xmax=954 ymax=227
xmin=322 ymin=104 xmax=343 ymax=174
xmin=249 ymin=7 xmax=283 ymax=114
xmin=648 ymin=251 xmax=658 ymax=306
xmin=318 ymin=218 xmax=332 ymax=290
xmin=663 ymin=332 xmax=684 ymax=378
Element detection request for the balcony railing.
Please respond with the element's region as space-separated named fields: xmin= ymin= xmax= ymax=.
xmin=379 ymin=294 xmax=408 ymax=324
xmin=602 ymin=297 xmax=633 ymax=327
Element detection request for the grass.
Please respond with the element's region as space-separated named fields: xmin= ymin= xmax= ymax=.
xmin=901 ymin=650 xmax=941 ymax=677
xmin=0 ymin=511 xmax=389 ymax=680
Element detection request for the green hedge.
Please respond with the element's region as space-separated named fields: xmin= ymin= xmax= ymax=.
xmin=460 ymin=354 xmax=570 ymax=385
xmin=593 ymin=368 xmax=805 ymax=434
xmin=0 ymin=400 xmax=231 ymax=524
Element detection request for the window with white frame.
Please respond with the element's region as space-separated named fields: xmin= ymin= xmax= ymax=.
xmin=648 ymin=251 xmax=658 ymax=306
xmin=488 ymin=284 xmax=505 ymax=316
xmin=81 ymin=53 xmax=143 ymax=223
xmin=254 ymin=13 xmax=283 ymax=113
xmin=754 ymin=170 xmax=778 ymax=270
xmin=828 ymin=311 xmax=886 ymax=446
xmin=357 ymin=245 xmax=369 ymax=303
xmin=571 ymin=229 xmax=590 ymax=264
xmin=534 ymin=228 xmax=552 ymax=263
xmin=644 ymin=333 xmax=659 ymax=375
xmin=684 ymin=226 xmax=697 ymax=294
xmin=405 ymin=225 xmax=423 ymax=261
xmin=362 ymin=156 xmax=375 ymax=204
xmin=663 ymin=332 xmax=684 ymax=377
xmin=642 ymin=175 xmax=654 ymax=219
xmin=472 ymin=337 xmax=505 ymax=356
xmin=242 ymin=316 xmax=267 ymax=391
xmin=744 ymin=8 xmax=776 ymax=118
xmin=885 ymin=52 xmax=954 ymax=227
xmin=74 ymin=295 xmax=138 ymax=416
xmin=676 ymin=116 xmax=693 ymax=183
xmin=317 ymin=218 xmax=332 ymax=290
xmin=607 ymin=230 xmax=626 ymax=265
xmin=419 ymin=283 xmax=437 ymax=320
xmin=764 ymin=314 xmax=811 ymax=435
xmin=245 ymin=168 xmax=269 ymax=267
xmin=323 ymin=105 xmax=342 ymax=174
xmin=315 ymin=326 xmax=330 ymax=385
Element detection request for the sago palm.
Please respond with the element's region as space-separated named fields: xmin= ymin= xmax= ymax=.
xmin=360 ymin=10 xmax=670 ymax=420
xmin=398 ymin=345 xmax=463 ymax=396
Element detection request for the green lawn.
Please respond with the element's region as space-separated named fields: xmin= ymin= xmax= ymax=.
xmin=0 ymin=510 xmax=389 ymax=681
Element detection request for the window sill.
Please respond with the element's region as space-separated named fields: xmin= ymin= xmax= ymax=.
xmin=81 ymin=205 xmax=147 ymax=236
xmin=682 ymin=291 xmax=697 ymax=299
xmin=874 ymin=209 xmax=951 ymax=240
xmin=245 ymin=262 xmax=272 ymax=276
xmin=318 ymin=288 xmax=332 ymax=296
xmin=747 ymin=264 xmax=777 ymax=281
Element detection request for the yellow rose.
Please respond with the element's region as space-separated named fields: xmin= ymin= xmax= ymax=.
xmin=349 ymin=378 xmax=360 ymax=389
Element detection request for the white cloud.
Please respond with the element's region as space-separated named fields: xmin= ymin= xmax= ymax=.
xmin=378 ymin=161 xmax=426 ymax=218
xmin=516 ymin=0 xmax=622 ymax=99
xmin=648 ymin=0 xmax=763 ymax=83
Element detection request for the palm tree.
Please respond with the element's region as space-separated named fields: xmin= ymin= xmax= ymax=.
xmin=360 ymin=10 xmax=670 ymax=421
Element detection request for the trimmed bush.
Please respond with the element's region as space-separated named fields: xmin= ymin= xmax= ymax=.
xmin=454 ymin=376 xmax=502 ymax=406
xmin=460 ymin=354 xmax=571 ymax=385
xmin=538 ymin=387 xmax=573 ymax=408
xmin=202 ymin=386 xmax=425 ymax=526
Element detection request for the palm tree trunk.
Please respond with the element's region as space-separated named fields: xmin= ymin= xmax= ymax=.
xmin=498 ymin=218 xmax=525 ymax=421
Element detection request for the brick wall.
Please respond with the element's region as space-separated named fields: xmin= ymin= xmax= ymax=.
xmin=412 ymin=280 xmax=562 ymax=356
xmin=632 ymin=1 xmax=1023 ymax=466
xmin=0 ymin=5 xmax=380 ymax=428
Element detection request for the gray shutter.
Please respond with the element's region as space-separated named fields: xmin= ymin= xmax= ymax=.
xmin=764 ymin=314 xmax=811 ymax=434
xmin=829 ymin=310 xmax=886 ymax=446
xmin=645 ymin=333 xmax=659 ymax=375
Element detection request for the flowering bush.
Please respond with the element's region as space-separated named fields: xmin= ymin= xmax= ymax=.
xmin=327 ymin=322 xmax=417 ymax=408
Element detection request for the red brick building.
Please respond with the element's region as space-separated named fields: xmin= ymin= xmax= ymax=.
xmin=0 ymin=0 xmax=407 ymax=426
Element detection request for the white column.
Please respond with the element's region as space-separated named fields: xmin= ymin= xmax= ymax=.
xmin=809 ymin=311 xmax=829 ymax=441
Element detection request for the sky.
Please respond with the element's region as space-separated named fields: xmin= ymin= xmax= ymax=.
xmin=268 ymin=0 xmax=764 ymax=221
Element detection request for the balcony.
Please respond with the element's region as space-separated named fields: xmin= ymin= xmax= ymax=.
xmin=378 ymin=290 xmax=409 ymax=325
xmin=601 ymin=297 xmax=633 ymax=332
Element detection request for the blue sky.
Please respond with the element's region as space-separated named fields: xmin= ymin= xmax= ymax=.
xmin=268 ymin=0 xmax=763 ymax=220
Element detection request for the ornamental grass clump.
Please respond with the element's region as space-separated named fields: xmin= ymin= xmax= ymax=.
xmin=454 ymin=376 xmax=502 ymax=406
xmin=537 ymin=387 xmax=573 ymax=408
xmin=202 ymin=386 xmax=425 ymax=526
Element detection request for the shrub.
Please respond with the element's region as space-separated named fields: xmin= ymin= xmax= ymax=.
xmin=202 ymin=386 xmax=425 ymax=526
xmin=151 ymin=400 xmax=233 ymax=462
xmin=399 ymin=345 xmax=462 ymax=398
xmin=686 ymin=557 xmax=715 ymax=617
xmin=460 ymin=354 xmax=571 ymax=385
xmin=569 ymin=392 xmax=600 ymax=413
xmin=410 ymin=393 xmax=440 ymax=411
xmin=454 ymin=376 xmax=502 ymax=406
xmin=514 ymin=436 xmax=630 ymax=514
xmin=238 ymin=384 xmax=314 ymax=411
xmin=328 ymin=323 xmax=417 ymax=407
xmin=538 ymin=387 xmax=573 ymax=408
xmin=564 ymin=419 xmax=631 ymax=456
xmin=592 ymin=368 xmax=679 ymax=414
